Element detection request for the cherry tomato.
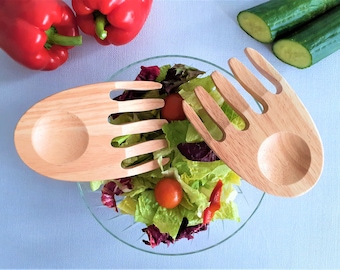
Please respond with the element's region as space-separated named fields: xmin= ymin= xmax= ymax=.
xmin=154 ymin=177 xmax=183 ymax=209
xmin=161 ymin=93 xmax=186 ymax=121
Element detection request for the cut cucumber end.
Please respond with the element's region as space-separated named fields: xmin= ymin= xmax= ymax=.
xmin=237 ymin=11 xmax=272 ymax=43
xmin=273 ymin=40 xmax=312 ymax=69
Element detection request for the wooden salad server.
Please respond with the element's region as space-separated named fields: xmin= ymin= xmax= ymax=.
xmin=182 ymin=48 xmax=324 ymax=197
xmin=14 ymin=81 xmax=168 ymax=182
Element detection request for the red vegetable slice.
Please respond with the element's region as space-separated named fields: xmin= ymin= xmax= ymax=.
xmin=203 ymin=180 xmax=223 ymax=224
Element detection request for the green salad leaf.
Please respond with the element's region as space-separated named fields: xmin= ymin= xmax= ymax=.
xmin=153 ymin=206 xmax=184 ymax=238
xmin=135 ymin=190 xmax=159 ymax=225
xmin=94 ymin=64 xmax=244 ymax=244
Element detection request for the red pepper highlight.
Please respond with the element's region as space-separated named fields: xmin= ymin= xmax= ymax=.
xmin=203 ymin=180 xmax=223 ymax=225
xmin=72 ymin=0 xmax=153 ymax=46
xmin=0 ymin=0 xmax=82 ymax=71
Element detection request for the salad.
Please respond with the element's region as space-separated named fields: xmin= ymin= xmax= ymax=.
xmin=91 ymin=64 xmax=245 ymax=248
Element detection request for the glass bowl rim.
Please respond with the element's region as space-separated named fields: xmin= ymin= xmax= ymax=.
xmin=107 ymin=54 xmax=234 ymax=81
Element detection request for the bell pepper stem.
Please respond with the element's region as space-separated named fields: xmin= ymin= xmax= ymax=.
xmin=95 ymin=13 xmax=108 ymax=40
xmin=45 ymin=26 xmax=82 ymax=49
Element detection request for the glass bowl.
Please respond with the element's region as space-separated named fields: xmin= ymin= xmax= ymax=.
xmin=77 ymin=55 xmax=265 ymax=256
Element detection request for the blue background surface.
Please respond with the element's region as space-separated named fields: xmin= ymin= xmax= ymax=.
xmin=1 ymin=0 xmax=339 ymax=268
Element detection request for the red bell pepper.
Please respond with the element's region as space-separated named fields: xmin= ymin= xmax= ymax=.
xmin=0 ymin=0 xmax=82 ymax=71
xmin=72 ymin=0 xmax=153 ymax=46
xmin=203 ymin=180 xmax=223 ymax=225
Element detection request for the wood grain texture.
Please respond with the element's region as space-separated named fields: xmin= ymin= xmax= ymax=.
xmin=14 ymin=81 xmax=168 ymax=181
xmin=183 ymin=48 xmax=324 ymax=197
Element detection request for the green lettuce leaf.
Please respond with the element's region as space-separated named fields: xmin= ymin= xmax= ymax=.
xmin=135 ymin=190 xmax=159 ymax=225
xmin=156 ymin=64 xmax=171 ymax=82
xmin=171 ymin=149 xmax=240 ymax=189
xmin=117 ymin=196 xmax=137 ymax=215
xmin=162 ymin=120 xmax=190 ymax=148
xmin=123 ymin=177 xmax=156 ymax=198
xmin=161 ymin=167 xmax=209 ymax=218
xmin=213 ymin=201 xmax=240 ymax=222
xmin=153 ymin=206 xmax=184 ymax=238
xmin=89 ymin=180 xmax=105 ymax=191
xmin=179 ymin=76 xmax=223 ymax=111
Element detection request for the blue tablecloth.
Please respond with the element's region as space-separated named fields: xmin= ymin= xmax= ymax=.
xmin=1 ymin=0 xmax=339 ymax=268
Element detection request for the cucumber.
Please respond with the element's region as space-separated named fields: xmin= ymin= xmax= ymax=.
xmin=237 ymin=0 xmax=340 ymax=43
xmin=273 ymin=6 xmax=340 ymax=69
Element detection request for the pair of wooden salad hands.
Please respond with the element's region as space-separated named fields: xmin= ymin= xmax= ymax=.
xmin=14 ymin=48 xmax=323 ymax=197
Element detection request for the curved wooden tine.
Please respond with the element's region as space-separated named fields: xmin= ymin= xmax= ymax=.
xmin=122 ymin=139 xmax=170 ymax=176
xmin=182 ymin=84 xmax=247 ymax=163
xmin=116 ymin=119 xmax=168 ymax=136
xmin=244 ymin=47 xmax=301 ymax=107
xmin=182 ymin=96 xmax=221 ymax=151
xmin=228 ymin=56 xmax=272 ymax=113
xmin=211 ymin=71 xmax=253 ymax=129
xmin=117 ymin=98 xmax=165 ymax=113
xmin=194 ymin=85 xmax=232 ymax=132
xmin=124 ymin=139 xmax=168 ymax=158
xmin=244 ymin=47 xmax=285 ymax=93
xmin=125 ymin=157 xmax=170 ymax=177
xmin=113 ymin=81 xmax=163 ymax=91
